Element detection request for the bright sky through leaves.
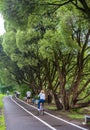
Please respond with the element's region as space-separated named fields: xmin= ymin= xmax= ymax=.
xmin=0 ymin=14 xmax=5 ymax=35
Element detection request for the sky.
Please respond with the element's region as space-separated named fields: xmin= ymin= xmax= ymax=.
xmin=0 ymin=14 xmax=5 ymax=35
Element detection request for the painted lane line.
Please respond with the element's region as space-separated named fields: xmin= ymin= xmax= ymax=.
xmin=45 ymin=112 xmax=88 ymax=130
xmin=11 ymin=97 xmax=57 ymax=130
xmin=15 ymin=97 xmax=88 ymax=130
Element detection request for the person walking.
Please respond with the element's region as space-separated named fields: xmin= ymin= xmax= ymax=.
xmin=6 ymin=90 xmax=9 ymax=95
xmin=38 ymin=90 xmax=45 ymax=111
xmin=26 ymin=90 xmax=31 ymax=104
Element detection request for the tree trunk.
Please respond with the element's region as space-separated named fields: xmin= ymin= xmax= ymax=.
xmin=62 ymin=93 xmax=70 ymax=110
xmin=53 ymin=93 xmax=63 ymax=110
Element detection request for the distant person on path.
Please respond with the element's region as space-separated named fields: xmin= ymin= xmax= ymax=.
xmin=6 ymin=90 xmax=9 ymax=95
xmin=38 ymin=90 xmax=45 ymax=111
xmin=26 ymin=90 xmax=31 ymax=104
xmin=15 ymin=91 xmax=20 ymax=98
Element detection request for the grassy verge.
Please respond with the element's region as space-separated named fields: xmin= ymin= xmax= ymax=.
xmin=67 ymin=112 xmax=84 ymax=119
xmin=45 ymin=103 xmax=85 ymax=121
xmin=0 ymin=94 xmax=6 ymax=130
xmin=45 ymin=103 xmax=57 ymax=110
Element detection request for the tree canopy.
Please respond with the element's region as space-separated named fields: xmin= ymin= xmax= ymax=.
xmin=0 ymin=0 xmax=90 ymax=110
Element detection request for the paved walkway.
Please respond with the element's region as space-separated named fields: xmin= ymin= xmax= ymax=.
xmin=3 ymin=96 xmax=89 ymax=130
xmin=3 ymin=96 xmax=52 ymax=130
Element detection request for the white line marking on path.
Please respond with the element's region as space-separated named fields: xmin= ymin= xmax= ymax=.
xmin=14 ymin=97 xmax=88 ymax=130
xmin=11 ymin=97 xmax=57 ymax=130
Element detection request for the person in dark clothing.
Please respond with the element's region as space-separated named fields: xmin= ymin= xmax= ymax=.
xmin=47 ymin=93 xmax=52 ymax=104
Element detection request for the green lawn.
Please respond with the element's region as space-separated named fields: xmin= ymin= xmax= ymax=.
xmin=0 ymin=94 xmax=6 ymax=130
xmin=68 ymin=113 xmax=84 ymax=119
xmin=45 ymin=103 xmax=85 ymax=121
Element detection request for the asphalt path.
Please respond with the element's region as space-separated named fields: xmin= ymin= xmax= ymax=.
xmin=3 ymin=96 xmax=89 ymax=130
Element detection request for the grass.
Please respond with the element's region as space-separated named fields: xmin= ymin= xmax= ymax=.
xmin=45 ymin=103 xmax=85 ymax=121
xmin=68 ymin=112 xmax=84 ymax=119
xmin=0 ymin=94 xmax=6 ymax=130
xmin=45 ymin=103 xmax=57 ymax=110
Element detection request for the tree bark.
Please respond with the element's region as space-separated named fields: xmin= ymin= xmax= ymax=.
xmin=53 ymin=93 xmax=63 ymax=110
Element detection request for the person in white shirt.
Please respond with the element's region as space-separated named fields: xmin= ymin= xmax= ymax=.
xmin=26 ymin=91 xmax=31 ymax=104
xmin=38 ymin=90 xmax=45 ymax=110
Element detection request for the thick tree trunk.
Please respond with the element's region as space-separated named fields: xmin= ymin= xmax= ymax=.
xmin=60 ymin=90 xmax=70 ymax=110
xmin=54 ymin=53 xmax=70 ymax=110
xmin=53 ymin=93 xmax=63 ymax=110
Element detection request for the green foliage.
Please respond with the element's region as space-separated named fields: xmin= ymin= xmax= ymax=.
xmin=17 ymin=84 xmax=32 ymax=98
xmin=0 ymin=0 xmax=35 ymax=28
xmin=2 ymin=31 xmax=16 ymax=56
xmin=0 ymin=94 xmax=6 ymax=130
xmin=0 ymin=0 xmax=90 ymax=110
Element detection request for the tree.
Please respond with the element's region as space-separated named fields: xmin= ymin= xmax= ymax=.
xmin=0 ymin=0 xmax=90 ymax=110
xmin=38 ymin=8 xmax=90 ymax=110
xmin=0 ymin=0 xmax=90 ymax=23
